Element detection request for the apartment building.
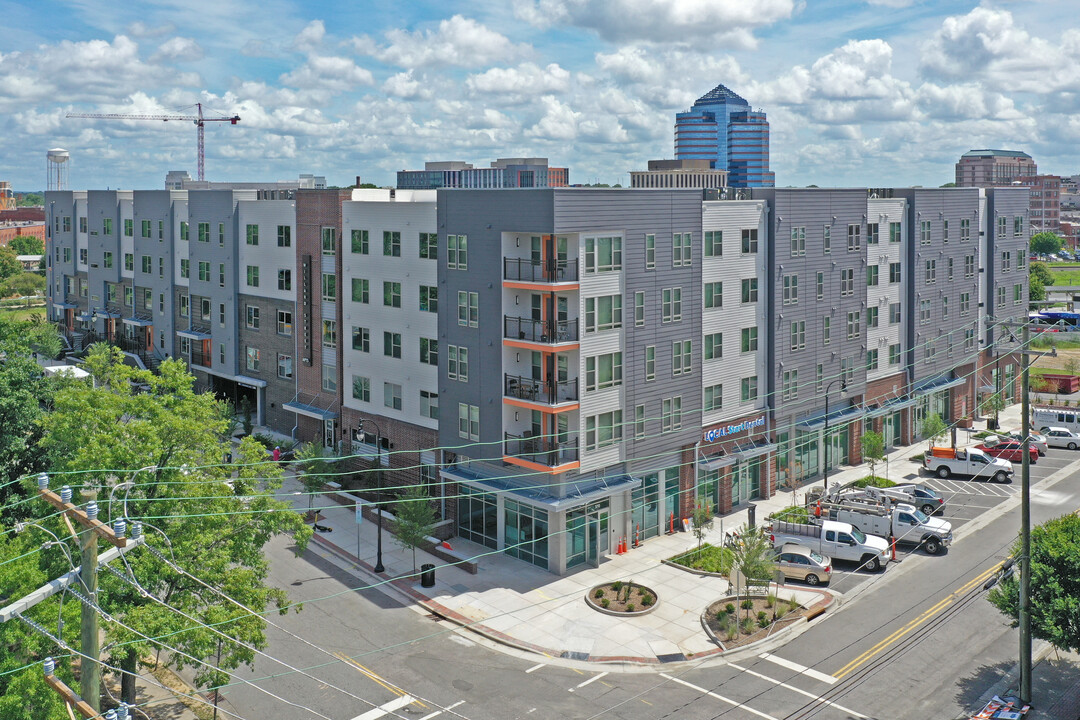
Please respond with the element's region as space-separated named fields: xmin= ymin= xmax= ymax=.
xmin=397 ymin=158 xmax=569 ymax=191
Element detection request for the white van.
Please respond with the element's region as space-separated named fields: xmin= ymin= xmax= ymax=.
xmin=1033 ymin=407 xmax=1080 ymax=435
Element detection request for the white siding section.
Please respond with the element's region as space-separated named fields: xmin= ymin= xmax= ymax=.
xmin=236 ymin=200 xmax=295 ymax=302
xmin=867 ymin=198 xmax=906 ymax=382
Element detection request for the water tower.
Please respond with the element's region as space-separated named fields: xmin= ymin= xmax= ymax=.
xmin=46 ymin=148 xmax=69 ymax=191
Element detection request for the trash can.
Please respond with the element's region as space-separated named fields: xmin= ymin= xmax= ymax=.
xmin=420 ymin=563 xmax=436 ymax=588
xmin=747 ymin=503 xmax=757 ymax=530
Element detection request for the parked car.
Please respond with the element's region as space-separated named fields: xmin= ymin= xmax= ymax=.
xmin=1042 ymin=426 xmax=1080 ymax=450
xmin=976 ymin=440 xmax=1039 ymax=464
xmin=772 ymin=543 xmax=832 ymax=586
xmin=997 ymin=431 xmax=1049 ymax=456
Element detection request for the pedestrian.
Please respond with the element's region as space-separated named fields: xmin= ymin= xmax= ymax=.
xmin=273 ymin=446 xmax=281 ymax=463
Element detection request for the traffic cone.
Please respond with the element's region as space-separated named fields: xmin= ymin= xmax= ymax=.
xmin=669 ymin=512 xmax=675 ymax=534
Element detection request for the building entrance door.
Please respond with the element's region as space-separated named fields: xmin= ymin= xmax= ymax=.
xmin=568 ymin=500 xmax=610 ymax=568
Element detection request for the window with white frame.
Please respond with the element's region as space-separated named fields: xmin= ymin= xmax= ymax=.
xmin=420 ymin=390 xmax=439 ymax=420
xmin=586 ymin=410 xmax=623 ymax=449
xmin=384 ymin=382 xmax=402 ymax=410
xmin=741 ymin=377 xmax=758 ymax=402
xmin=673 ymin=339 xmax=693 ymax=373
xmin=782 ymin=370 xmax=798 ymax=401
xmin=458 ymin=404 xmax=480 ymax=441
xmin=447 ymin=234 xmax=468 ymax=269
xmin=585 ymin=295 xmax=622 ymax=332
xmin=741 ymin=278 xmax=758 ymax=303
xmin=447 ymin=345 xmax=468 ymax=381
xmin=457 ymin=291 xmax=478 ymax=327
xmin=352 ymin=327 xmax=369 ymax=352
xmin=847 ymin=224 xmax=861 ymax=251
xmin=782 ymin=274 xmax=798 ymax=305
xmin=704 ymin=281 xmax=722 ymax=309
xmin=673 ymin=232 xmax=692 ymax=266
xmin=661 ymin=288 xmax=682 ymax=322
xmin=586 ymin=352 xmax=622 ymax=390
xmin=791 ymin=226 xmax=805 ymax=256
xmin=847 ymin=311 xmax=861 ymax=339
xmin=661 ymin=398 xmax=681 ymax=433
xmin=704 ymin=230 xmax=722 ymax=257
xmin=791 ymin=320 xmax=806 ymax=350
xmin=741 ymin=228 xmax=758 ymax=254
xmin=584 ymin=236 xmax=622 ymax=273
xmin=841 ymin=268 xmax=854 ymax=296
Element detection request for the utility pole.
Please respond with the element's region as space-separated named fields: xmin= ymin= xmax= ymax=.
xmin=1019 ymin=322 xmax=1032 ymax=704
xmin=79 ymin=487 xmax=100 ymax=711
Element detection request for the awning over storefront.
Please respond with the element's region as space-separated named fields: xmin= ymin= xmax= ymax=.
xmin=235 ymin=374 xmax=268 ymax=389
xmin=698 ymin=452 xmax=736 ymax=471
xmin=795 ymin=406 xmax=866 ymax=432
xmin=732 ymin=436 xmax=776 ymax=460
xmin=282 ymin=400 xmax=338 ymax=421
xmin=864 ymin=396 xmax=916 ymax=418
xmin=913 ymin=375 xmax=966 ymax=395
xmin=441 ymin=464 xmax=641 ymax=512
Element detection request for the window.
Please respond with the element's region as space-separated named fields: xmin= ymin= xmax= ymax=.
xmin=420 ymin=285 xmax=438 ymax=312
xmin=218 ymin=223 xmax=225 ymax=246
xmin=351 ymin=278 xmax=368 ymax=303
xmin=141 ymin=220 xmax=151 ymax=238
xmin=179 ymin=294 xmax=189 ymax=317
xmin=823 ymin=316 xmax=831 ymax=345
xmin=634 ymin=405 xmax=647 ymax=438
xmin=1001 ymin=251 xmax=1012 ymax=272
xmin=447 ymin=234 xmax=468 ymax=269
xmin=200 ymin=298 xmax=211 ymax=320
xmin=704 ymin=384 xmax=723 ymax=412
xmin=943 ymin=219 xmax=950 ymax=243
xmin=277 ymin=354 xmax=293 ymax=379
xmin=948 ymin=258 xmax=954 ymax=281
xmin=741 ymin=278 xmax=758 ymax=303
xmin=383 ymin=281 xmax=401 ymax=307
xmin=741 ymin=377 xmax=758 ymax=402
xmin=790 ymin=226 xmax=806 ymax=256
xmin=141 ymin=255 xmax=151 ymax=273
xmin=920 ymin=220 xmax=931 ymax=245
xmin=383 ymin=331 xmax=402 ymax=358
xmin=277 ymin=225 xmax=291 ymax=247
xmin=1019 ymin=253 xmax=1027 ymax=270
xmin=346 ymin=228 xmax=369 ymax=254
xmin=960 ymin=218 xmax=971 ymax=242
xmin=960 ymin=292 xmax=971 ymax=316
xmin=219 ymin=343 xmax=226 ymax=364
xmin=586 ymin=410 xmax=624 ymax=449
xmin=964 ymin=255 xmax=975 ymax=278
xmin=965 ymin=329 xmax=976 ymax=351
xmin=674 ymin=339 xmax=694 ymax=371
xmin=704 ymin=281 xmax=722 ymax=309
xmin=322 ymin=273 xmax=337 ymax=302
xmin=661 ymin=398 xmax=681 ymax=433
xmin=644 ymin=234 xmax=655 ymax=269
xmin=704 ymin=230 xmax=722 ymax=257
xmin=322 ymin=319 xmax=337 ymax=348
xmin=103 ymin=251 xmax=113 ymax=269
xmin=585 ymin=352 xmax=623 ymax=390
xmin=867 ymin=306 xmax=879 ymax=328
xmin=782 ymin=274 xmax=798 ymax=305
xmin=246 ymin=305 xmax=260 ymax=329
xmin=143 ymin=289 xmax=152 ymax=310
xmin=447 ymin=345 xmax=468 ymax=381
xmin=321 ymin=227 xmax=336 ymax=255
xmin=64 ymin=247 xmax=73 ymax=264
xmin=457 ymin=291 xmax=479 ymax=327
xmin=1015 ymin=215 xmax=1025 ymax=237
xmin=584 ymin=295 xmax=623 ymax=333
xmin=352 ymin=327 xmax=370 ymax=352
xmin=383 ymin=230 xmax=401 ymax=257
xmin=867 ymin=223 xmax=879 ymax=245
xmin=246 ymin=266 xmax=259 ymax=287
xmin=419 ymin=232 xmax=437 ymax=259
xmin=352 ymin=376 xmax=370 ymax=402
xmin=672 ymin=232 xmax=692 ymax=266
xmin=420 ymin=390 xmax=439 ymax=420
xmin=741 ymin=228 xmax=758 ymax=254
xmin=867 ymin=265 xmax=879 ymax=286
xmin=741 ymin=327 xmax=758 ymax=352
xmin=219 ymin=302 xmax=225 ymax=327
xmin=246 ymin=224 xmax=259 ymax=245
xmin=925 ymin=259 xmax=936 ymax=284
xmin=661 ymin=288 xmax=682 ymax=323
xmin=823 ymin=225 xmax=831 ymax=253
xmin=997 ymin=216 xmax=1008 ymax=239
xmin=920 ymin=299 xmax=931 ymax=324
xmin=866 ymin=349 xmax=879 ymax=371
xmin=124 ymin=219 xmax=133 ymax=237
xmin=782 ymin=370 xmax=798 ymax=401
xmin=645 ymin=346 xmax=655 ymax=380
xmin=101 ymin=218 xmax=113 ymax=236
xmin=218 ymin=263 xmax=225 ymax=287
xmin=458 ymin=403 xmax=480 ymax=441
xmin=198 ymin=261 xmax=210 ymax=282
xmin=1014 ymin=283 xmax=1024 ymax=305
xmin=634 ymin=291 xmax=645 ymax=326
xmin=841 ymin=356 xmax=855 ymax=385
xmin=122 ymin=252 xmax=133 ymax=272
xmin=846 ymin=311 xmax=861 ymax=339
xmin=246 ymin=346 xmax=260 ymax=371
xmin=997 ymin=286 xmax=1006 ymax=308
xmin=277 ymin=310 xmax=292 ymax=336
xmin=791 ymin=320 xmax=806 ymax=350
xmin=889 ymin=221 xmax=901 ymax=243
xmin=841 ymin=268 xmax=854 ymax=296
xmin=180 ymin=258 xmax=189 ymax=278
xmin=816 ymin=364 xmax=824 ymax=392
xmin=420 ymin=337 xmax=438 ymax=365
xmin=584 ymin=236 xmax=622 ymax=273
xmin=847 ymin=224 xmax=861 ymax=251
xmin=889 ymin=344 xmax=901 ymax=365
xmin=889 ymin=262 xmax=901 ymax=283
xmin=924 ymin=342 xmax=936 ymax=364
xmin=384 ymin=382 xmax=402 ymax=411
xmin=79 ymin=248 xmax=88 ymax=265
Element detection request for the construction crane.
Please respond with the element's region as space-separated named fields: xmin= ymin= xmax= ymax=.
xmin=66 ymin=103 xmax=240 ymax=182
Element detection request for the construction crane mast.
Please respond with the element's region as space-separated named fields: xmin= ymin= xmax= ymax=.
xmin=66 ymin=103 xmax=240 ymax=181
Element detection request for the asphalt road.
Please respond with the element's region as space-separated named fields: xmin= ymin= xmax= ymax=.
xmin=209 ymin=446 xmax=1080 ymax=720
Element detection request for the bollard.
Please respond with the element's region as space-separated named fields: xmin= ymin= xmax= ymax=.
xmin=747 ymin=503 xmax=757 ymax=530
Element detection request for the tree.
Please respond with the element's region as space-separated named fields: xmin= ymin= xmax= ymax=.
xmin=729 ymin=525 xmax=776 ymax=620
xmin=988 ymin=513 xmax=1080 ymax=653
xmin=1064 ymin=357 xmax=1080 ymax=377
xmin=861 ymin=431 xmax=885 ymax=481
xmin=16 ymin=192 xmax=43 ymax=207
xmin=690 ymin=502 xmax=714 ymax=552
xmin=980 ymin=391 xmax=1007 ymax=428
xmin=0 ymin=246 xmax=21 ymax=281
xmin=2 ymin=272 xmax=45 ymax=304
xmin=394 ymin=483 xmax=437 ymax=573
xmin=920 ymin=412 xmax=947 ymax=452
xmin=8 ymin=235 xmax=43 ymax=255
xmin=37 ymin=351 xmax=311 ymax=705
xmin=1031 ymin=232 xmax=1063 ymax=256
xmin=1029 ymin=260 xmax=1054 ymax=302
xmin=940 ymin=182 xmax=957 ymax=188
xmin=296 ymin=442 xmax=336 ymax=518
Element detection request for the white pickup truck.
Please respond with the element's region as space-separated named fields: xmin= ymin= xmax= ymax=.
xmin=769 ymin=519 xmax=891 ymax=572
xmin=923 ymin=447 xmax=1013 ymax=483
xmin=821 ymin=501 xmax=953 ymax=555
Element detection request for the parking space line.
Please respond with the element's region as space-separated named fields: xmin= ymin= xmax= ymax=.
xmin=660 ymin=674 xmax=779 ymax=720
xmin=729 ymin=662 xmax=868 ymax=719
xmin=569 ymin=672 xmax=608 ymax=692
xmin=525 ymin=663 xmax=546 ymax=674
xmin=758 ymin=653 xmax=837 ymax=685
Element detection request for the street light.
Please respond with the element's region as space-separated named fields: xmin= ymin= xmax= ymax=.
xmin=823 ymin=377 xmax=848 ymax=491
xmin=357 ymin=418 xmax=385 ymax=574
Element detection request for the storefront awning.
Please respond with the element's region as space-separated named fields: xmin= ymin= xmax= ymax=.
xmin=235 ymin=374 xmax=268 ymax=389
xmin=123 ymin=317 xmax=154 ymax=327
xmin=864 ymin=397 xmax=916 ymax=418
xmin=175 ymin=328 xmax=210 ymax=339
xmin=795 ymin=406 xmax=866 ymax=432
xmin=913 ymin=375 xmax=966 ymax=395
xmin=698 ymin=452 xmax=736 ymax=471
xmin=732 ymin=437 xmax=776 ymax=460
xmin=441 ymin=464 xmax=641 ymax=512
xmin=282 ymin=400 xmax=338 ymax=421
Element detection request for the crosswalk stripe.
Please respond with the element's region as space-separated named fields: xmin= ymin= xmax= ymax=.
xmin=758 ymin=653 xmax=837 ymax=685
xmin=660 ymin=674 xmax=779 ymax=720
xmin=729 ymin=662 xmax=868 ymax=719
xmin=350 ymin=694 xmax=415 ymax=720
xmin=570 ymin=672 xmax=608 ymax=691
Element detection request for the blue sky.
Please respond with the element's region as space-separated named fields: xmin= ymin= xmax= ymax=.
xmin=1 ymin=0 xmax=1077 ymax=191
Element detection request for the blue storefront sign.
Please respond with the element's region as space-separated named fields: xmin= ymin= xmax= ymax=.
xmin=702 ymin=416 xmax=766 ymax=443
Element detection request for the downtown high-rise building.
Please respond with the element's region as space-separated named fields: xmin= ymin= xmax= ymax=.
xmin=675 ymin=84 xmax=775 ymax=188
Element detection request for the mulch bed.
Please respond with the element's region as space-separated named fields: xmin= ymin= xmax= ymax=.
xmin=704 ymin=596 xmax=808 ymax=649
xmin=586 ymin=582 xmax=657 ymax=613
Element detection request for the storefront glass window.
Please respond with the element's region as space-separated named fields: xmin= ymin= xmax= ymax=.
xmin=457 ymin=486 xmax=498 ymax=549
xmin=503 ymin=500 xmax=548 ymax=568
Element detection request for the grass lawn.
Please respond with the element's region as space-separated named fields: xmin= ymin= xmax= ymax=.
xmin=669 ymin=543 xmax=734 ymax=575
xmin=0 ymin=306 xmax=48 ymax=322
xmin=1048 ymin=268 xmax=1080 ymax=285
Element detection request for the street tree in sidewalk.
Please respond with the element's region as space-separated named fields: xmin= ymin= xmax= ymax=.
xmin=920 ymin=412 xmax=947 ymax=453
xmin=691 ymin=503 xmax=714 ymax=553
xmin=394 ymin=483 xmax=437 ymax=574
xmin=1030 ymin=232 xmax=1063 ymax=256
xmin=988 ymin=513 xmax=1080 ymax=653
xmin=861 ymin=431 xmax=885 ymax=482
xmin=296 ymin=442 xmax=336 ymax=519
xmin=729 ymin=524 xmax=775 ymax=621
xmin=39 ymin=350 xmax=312 ymax=705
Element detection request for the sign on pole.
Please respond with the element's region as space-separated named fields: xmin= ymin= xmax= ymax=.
xmin=355 ymin=504 xmax=363 ymax=525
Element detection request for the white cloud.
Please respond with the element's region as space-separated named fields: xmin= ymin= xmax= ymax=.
xmin=466 ymin=63 xmax=570 ymax=96
xmin=865 ymin=0 xmax=915 ymax=7
xmin=525 ymin=96 xmax=581 ymax=141
xmin=125 ymin=21 xmax=176 ymax=38
xmin=383 ymin=71 xmax=434 ymax=100
xmin=354 ymin=15 xmax=528 ymax=68
xmin=150 ymin=37 xmax=204 ymax=62
xmin=292 ymin=20 xmax=326 ymax=52
xmin=280 ymin=55 xmax=375 ymax=92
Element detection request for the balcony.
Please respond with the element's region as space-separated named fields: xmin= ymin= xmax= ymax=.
xmin=504 ymin=433 xmax=579 ymax=468
xmin=190 ymin=346 xmax=212 ymax=368
xmin=503 ymin=316 xmax=578 ymax=344
xmin=504 ymin=373 xmax=578 ymax=404
xmin=504 ymin=258 xmax=578 ymax=283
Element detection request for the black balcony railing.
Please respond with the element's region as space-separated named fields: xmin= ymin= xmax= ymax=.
xmin=504 ymin=433 xmax=579 ymax=466
xmin=504 ymin=373 xmax=578 ymax=403
xmin=114 ymin=335 xmax=147 ymax=355
xmin=503 ymin=316 xmax=578 ymax=343
xmin=503 ymin=258 xmax=578 ymax=283
xmin=190 ymin=347 xmax=212 ymax=368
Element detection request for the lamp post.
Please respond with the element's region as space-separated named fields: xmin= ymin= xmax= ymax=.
xmin=823 ymin=377 xmax=847 ymax=492
xmin=358 ymin=418 xmax=385 ymax=574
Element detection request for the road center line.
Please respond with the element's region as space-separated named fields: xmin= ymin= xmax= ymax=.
xmin=525 ymin=663 xmax=546 ymax=673
xmin=350 ymin=694 xmax=415 ymax=720
xmin=758 ymin=652 xmax=837 ymax=685
xmin=569 ymin=672 xmax=608 ymax=691
xmin=660 ymin=674 xmax=779 ymax=720
xmin=729 ymin=662 xmax=867 ymax=719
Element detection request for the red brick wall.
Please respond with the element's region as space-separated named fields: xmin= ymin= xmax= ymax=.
xmin=0 ymin=224 xmax=45 ymax=246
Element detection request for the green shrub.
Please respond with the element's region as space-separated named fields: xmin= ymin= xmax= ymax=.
xmin=725 ymin=620 xmax=739 ymax=642
xmin=787 ymin=596 xmax=799 ymax=612
xmin=612 ymin=581 xmax=623 ymax=592
xmin=642 ymin=594 xmax=654 ymax=606
xmin=638 ymin=587 xmax=646 ymax=596
xmin=669 ymin=543 xmax=735 ymax=574
xmin=757 ymin=611 xmax=768 ymax=622
xmin=595 ymin=588 xmax=604 ymax=599
xmin=772 ymin=506 xmax=810 ymax=524
xmin=765 ymin=594 xmax=776 ymax=608
xmin=758 ymin=616 xmax=771 ymax=628
xmin=725 ymin=603 xmax=736 ymax=614
xmin=741 ymin=598 xmax=754 ymax=610
xmin=625 ymin=603 xmax=635 ymax=612
xmin=854 ymin=475 xmax=896 ymax=488
xmin=717 ymin=611 xmax=726 ymax=622
xmin=601 ymin=598 xmax=610 ymax=609
xmin=740 ymin=617 xmax=755 ymax=634
xmin=776 ymin=604 xmax=788 ymax=619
